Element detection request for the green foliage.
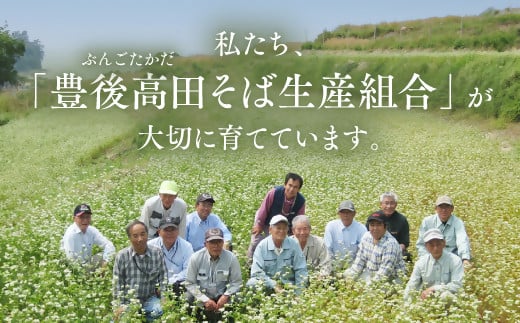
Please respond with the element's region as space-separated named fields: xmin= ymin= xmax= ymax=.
xmin=0 ymin=54 xmax=518 ymax=321
xmin=309 ymin=9 xmax=520 ymax=52
xmin=0 ymin=25 xmax=25 ymax=86
xmin=12 ymin=30 xmax=45 ymax=72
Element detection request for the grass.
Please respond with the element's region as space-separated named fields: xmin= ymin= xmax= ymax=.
xmin=304 ymin=7 xmax=520 ymax=52
xmin=0 ymin=52 xmax=519 ymax=321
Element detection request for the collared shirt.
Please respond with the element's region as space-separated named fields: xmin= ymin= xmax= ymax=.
xmin=345 ymin=231 xmax=406 ymax=283
xmin=61 ymin=223 xmax=115 ymax=263
xmin=324 ymin=219 xmax=367 ymax=264
xmin=185 ymin=211 xmax=232 ymax=252
xmin=366 ymin=211 xmax=410 ymax=248
xmin=248 ymin=236 xmax=308 ymax=294
xmin=416 ymin=213 xmax=471 ymax=260
xmin=185 ymin=248 xmax=242 ymax=303
xmin=290 ymin=234 xmax=331 ymax=276
xmin=113 ymin=246 xmax=167 ymax=305
xmin=147 ymin=236 xmax=193 ymax=284
xmin=404 ymin=250 xmax=464 ymax=300
xmin=140 ymin=195 xmax=187 ymax=239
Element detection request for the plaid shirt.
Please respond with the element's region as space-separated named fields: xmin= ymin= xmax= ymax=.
xmin=346 ymin=231 xmax=405 ymax=282
xmin=113 ymin=245 xmax=167 ymax=305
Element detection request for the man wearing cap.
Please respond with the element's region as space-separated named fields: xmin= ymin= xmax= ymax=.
xmin=61 ymin=203 xmax=115 ymax=268
xmin=404 ymin=228 xmax=464 ymax=301
xmin=140 ymin=180 xmax=188 ymax=239
xmin=185 ymin=193 xmax=232 ymax=252
xmin=290 ymin=215 xmax=331 ymax=277
xmin=185 ymin=228 xmax=242 ymax=322
xmin=324 ymin=200 xmax=367 ymax=271
xmin=344 ymin=212 xmax=405 ymax=284
xmin=416 ymin=195 xmax=472 ymax=268
xmin=247 ymin=173 xmax=306 ymax=261
xmin=148 ymin=216 xmax=193 ymax=296
xmin=366 ymin=192 xmax=411 ymax=261
xmin=247 ymin=215 xmax=308 ymax=295
xmin=113 ymin=220 xmax=167 ymax=321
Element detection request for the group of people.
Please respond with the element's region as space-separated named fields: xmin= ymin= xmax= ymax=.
xmin=60 ymin=173 xmax=472 ymax=321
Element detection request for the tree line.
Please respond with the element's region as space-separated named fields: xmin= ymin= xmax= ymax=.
xmin=0 ymin=25 xmax=44 ymax=87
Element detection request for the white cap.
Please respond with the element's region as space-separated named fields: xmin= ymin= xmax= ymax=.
xmin=269 ymin=214 xmax=289 ymax=226
xmin=423 ymin=228 xmax=444 ymax=242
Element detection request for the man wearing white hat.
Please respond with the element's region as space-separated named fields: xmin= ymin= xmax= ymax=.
xmin=140 ymin=180 xmax=188 ymax=239
xmin=416 ymin=195 xmax=471 ymax=268
xmin=405 ymin=228 xmax=464 ymax=301
xmin=247 ymin=214 xmax=308 ymax=295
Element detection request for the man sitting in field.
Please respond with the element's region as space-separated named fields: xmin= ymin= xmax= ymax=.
xmin=324 ymin=200 xmax=367 ymax=272
xmin=247 ymin=215 xmax=308 ymax=295
xmin=416 ymin=195 xmax=472 ymax=269
xmin=404 ymin=228 xmax=464 ymax=301
xmin=140 ymin=180 xmax=188 ymax=239
xmin=61 ymin=203 xmax=115 ymax=269
xmin=290 ymin=215 xmax=331 ymax=277
xmin=344 ymin=212 xmax=405 ymax=284
xmin=185 ymin=228 xmax=242 ymax=322
xmin=148 ymin=216 xmax=193 ymax=296
xmin=113 ymin=220 xmax=167 ymax=321
xmin=185 ymin=193 xmax=232 ymax=252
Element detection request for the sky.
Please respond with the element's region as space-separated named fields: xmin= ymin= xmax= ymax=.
xmin=2 ymin=0 xmax=519 ymax=69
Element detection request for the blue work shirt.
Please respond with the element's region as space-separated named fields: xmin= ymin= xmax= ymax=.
xmin=185 ymin=211 xmax=232 ymax=252
xmin=416 ymin=213 xmax=471 ymax=261
xmin=247 ymin=235 xmax=308 ymax=294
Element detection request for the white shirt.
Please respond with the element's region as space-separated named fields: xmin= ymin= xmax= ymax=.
xmin=61 ymin=223 xmax=115 ymax=263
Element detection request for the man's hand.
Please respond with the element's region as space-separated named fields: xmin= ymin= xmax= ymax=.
xmin=204 ymin=299 xmax=218 ymax=312
xmin=252 ymin=224 xmax=263 ymax=236
xmin=463 ymin=259 xmax=473 ymax=271
xmin=274 ymin=284 xmax=285 ymax=294
xmin=216 ymin=295 xmax=230 ymax=310
xmin=113 ymin=306 xmax=126 ymax=321
xmin=420 ymin=287 xmax=436 ymax=300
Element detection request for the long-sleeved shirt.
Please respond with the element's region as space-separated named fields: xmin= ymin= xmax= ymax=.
xmin=345 ymin=231 xmax=406 ymax=283
xmin=147 ymin=236 xmax=193 ymax=284
xmin=366 ymin=210 xmax=410 ymax=248
xmin=61 ymin=223 xmax=115 ymax=263
xmin=140 ymin=195 xmax=187 ymax=239
xmin=290 ymin=234 xmax=331 ymax=276
xmin=404 ymin=250 xmax=464 ymax=300
xmin=185 ymin=248 xmax=242 ymax=303
xmin=113 ymin=246 xmax=167 ymax=305
xmin=253 ymin=188 xmax=305 ymax=229
xmin=185 ymin=211 xmax=232 ymax=251
xmin=248 ymin=236 xmax=308 ymax=294
xmin=324 ymin=219 xmax=367 ymax=265
xmin=416 ymin=213 xmax=471 ymax=260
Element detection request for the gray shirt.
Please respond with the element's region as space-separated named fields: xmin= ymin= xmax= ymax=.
xmin=185 ymin=248 xmax=242 ymax=303
xmin=404 ymin=249 xmax=464 ymax=300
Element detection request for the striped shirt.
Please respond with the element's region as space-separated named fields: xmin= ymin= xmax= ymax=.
xmin=345 ymin=231 xmax=405 ymax=283
xmin=113 ymin=246 xmax=167 ymax=305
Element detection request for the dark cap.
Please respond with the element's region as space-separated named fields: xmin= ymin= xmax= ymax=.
xmin=197 ymin=193 xmax=215 ymax=204
xmin=367 ymin=212 xmax=386 ymax=223
xmin=74 ymin=204 xmax=92 ymax=217
xmin=159 ymin=216 xmax=180 ymax=229
xmin=205 ymin=228 xmax=224 ymax=242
